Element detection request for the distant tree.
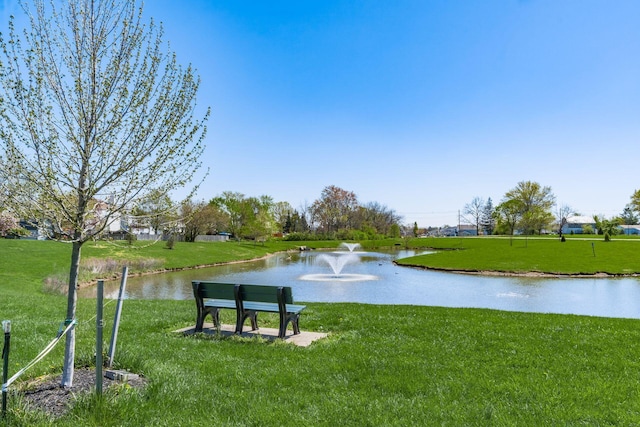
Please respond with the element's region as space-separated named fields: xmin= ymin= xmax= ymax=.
xmin=210 ymin=193 xmax=275 ymax=240
xmin=619 ymin=204 xmax=639 ymax=226
xmin=389 ymin=223 xmax=401 ymax=238
xmin=631 ymin=189 xmax=640 ymax=214
xmin=181 ymin=199 xmax=227 ymax=242
xmin=133 ymin=190 xmax=176 ymax=235
xmin=582 ymin=224 xmax=594 ymax=235
xmin=242 ymin=195 xmax=275 ymax=241
xmin=555 ymin=204 xmax=574 ymax=238
xmin=297 ymin=201 xmax=313 ymax=232
xmin=272 ymin=201 xmax=294 ymax=233
xmin=311 ymin=185 xmax=359 ymax=234
xmin=463 ymin=196 xmax=484 ymax=235
xmin=351 ymin=201 xmax=401 ymax=237
xmin=480 ymin=198 xmax=496 ymax=235
xmin=495 ymin=199 xmax=523 ymax=245
xmin=290 ymin=210 xmax=309 ymax=233
xmin=0 ymin=0 xmax=208 ymax=387
xmin=503 ymin=181 xmax=555 ymax=234
xmin=520 ymin=206 xmax=554 ymax=237
xmin=210 ymin=192 xmax=247 ymax=238
xmin=593 ymin=215 xmax=621 ymax=241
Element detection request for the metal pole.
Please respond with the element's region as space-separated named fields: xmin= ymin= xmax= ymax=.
xmin=2 ymin=320 xmax=11 ymax=419
xmin=96 ymin=281 xmax=104 ymax=395
xmin=108 ymin=266 xmax=128 ymax=368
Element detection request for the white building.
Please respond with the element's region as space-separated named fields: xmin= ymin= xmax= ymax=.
xmin=561 ymin=215 xmax=596 ymax=235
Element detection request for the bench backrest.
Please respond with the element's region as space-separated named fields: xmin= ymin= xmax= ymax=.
xmin=192 ymin=281 xmax=237 ymax=300
xmin=237 ymin=284 xmax=293 ymax=304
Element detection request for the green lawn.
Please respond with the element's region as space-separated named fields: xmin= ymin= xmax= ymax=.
xmin=399 ymin=236 xmax=640 ymax=275
xmin=3 ymin=238 xmax=640 ymax=425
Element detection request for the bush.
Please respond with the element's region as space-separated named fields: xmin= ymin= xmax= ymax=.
xmin=126 ymin=232 xmax=137 ymax=245
xmin=6 ymin=227 xmax=30 ymax=238
xmin=283 ymin=232 xmax=313 ymax=241
xmin=165 ymin=234 xmax=175 ymax=249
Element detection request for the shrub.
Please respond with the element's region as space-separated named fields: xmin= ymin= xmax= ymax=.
xmin=126 ymin=232 xmax=137 ymax=245
xmin=43 ymin=257 xmax=163 ymax=294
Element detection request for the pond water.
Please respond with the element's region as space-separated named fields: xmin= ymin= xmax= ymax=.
xmin=80 ymin=249 xmax=640 ymax=319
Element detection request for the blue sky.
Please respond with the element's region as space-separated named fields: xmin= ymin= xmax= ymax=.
xmin=4 ymin=1 xmax=640 ymax=226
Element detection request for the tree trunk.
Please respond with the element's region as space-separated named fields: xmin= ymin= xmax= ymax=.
xmin=61 ymin=241 xmax=82 ymax=387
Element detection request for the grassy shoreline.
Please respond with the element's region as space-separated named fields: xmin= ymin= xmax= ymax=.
xmin=398 ymin=236 xmax=640 ymax=276
xmin=3 ymin=238 xmax=640 ymax=425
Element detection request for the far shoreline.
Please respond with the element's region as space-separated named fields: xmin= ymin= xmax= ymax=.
xmin=394 ymin=262 xmax=640 ymax=278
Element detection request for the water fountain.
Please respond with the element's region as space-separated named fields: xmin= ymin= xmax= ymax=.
xmin=317 ymin=253 xmax=359 ymax=276
xmin=299 ymin=243 xmax=377 ymax=282
xmin=339 ymin=242 xmax=361 ymax=252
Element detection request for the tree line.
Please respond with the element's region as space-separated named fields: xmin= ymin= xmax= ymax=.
xmin=463 ymin=180 xmax=640 ymax=240
xmin=128 ymin=185 xmax=402 ymax=242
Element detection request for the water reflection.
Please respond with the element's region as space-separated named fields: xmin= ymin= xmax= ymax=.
xmin=79 ymin=249 xmax=640 ymax=318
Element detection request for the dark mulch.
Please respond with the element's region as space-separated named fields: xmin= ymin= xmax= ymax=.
xmin=19 ymin=368 xmax=147 ymax=418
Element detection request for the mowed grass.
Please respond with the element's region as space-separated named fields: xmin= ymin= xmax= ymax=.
xmin=0 ymin=239 xmax=340 ymax=295
xmin=2 ymin=238 xmax=640 ymax=425
xmin=400 ymin=236 xmax=640 ymax=275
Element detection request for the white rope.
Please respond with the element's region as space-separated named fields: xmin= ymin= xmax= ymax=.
xmin=1 ymin=319 xmax=76 ymax=392
xmin=81 ymin=298 xmax=116 ymax=325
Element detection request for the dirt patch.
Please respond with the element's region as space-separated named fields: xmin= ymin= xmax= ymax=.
xmin=19 ymin=368 xmax=147 ymax=418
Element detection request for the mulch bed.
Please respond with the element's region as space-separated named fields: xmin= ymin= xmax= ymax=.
xmin=18 ymin=368 xmax=147 ymax=418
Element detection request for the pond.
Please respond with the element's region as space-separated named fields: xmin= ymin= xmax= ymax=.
xmin=80 ymin=249 xmax=640 ymax=319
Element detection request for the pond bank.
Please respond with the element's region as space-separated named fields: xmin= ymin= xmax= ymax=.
xmin=394 ymin=261 xmax=640 ymax=278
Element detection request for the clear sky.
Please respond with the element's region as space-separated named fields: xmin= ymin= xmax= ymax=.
xmin=4 ymin=1 xmax=640 ymax=226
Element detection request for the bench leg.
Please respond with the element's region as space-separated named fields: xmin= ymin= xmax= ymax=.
xmin=279 ymin=313 xmax=301 ymax=338
xmin=249 ymin=312 xmax=258 ymax=331
xmin=199 ymin=307 xmax=223 ymax=334
xmin=278 ymin=313 xmax=301 ymax=338
xmin=212 ymin=309 xmax=221 ymax=332
xmin=291 ymin=314 xmax=301 ymax=335
xmin=195 ymin=311 xmax=204 ymax=333
xmin=236 ymin=310 xmax=259 ymax=334
xmin=235 ymin=309 xmax=243 ymax=334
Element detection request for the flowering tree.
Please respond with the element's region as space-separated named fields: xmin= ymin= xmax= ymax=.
xmin=0 ymin=0 xmax=208 ymax=386
xmin=311 ymin=185 xmax=359 ymax=233
xmin=0 ymin=212 xmax=18 ymax=236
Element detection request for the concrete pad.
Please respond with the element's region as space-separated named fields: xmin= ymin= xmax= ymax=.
xmin=175 ymin=323 xmax=328 ymax=347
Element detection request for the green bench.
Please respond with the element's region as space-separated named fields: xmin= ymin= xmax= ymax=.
xmin=192 ymin=281 xmax=306 ymax=339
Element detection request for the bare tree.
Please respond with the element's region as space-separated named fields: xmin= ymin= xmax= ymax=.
xmin=0 ymin=0 xmax=208 ymax=386
xmin=554 ymin=204 xmax=574 ymax=238
xmin=463 ymin=196 xmax=484 ymax=235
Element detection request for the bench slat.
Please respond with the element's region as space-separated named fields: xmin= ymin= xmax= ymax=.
xmin=238 ymin=284 xmax=294 ymax=304
xmin=203 ymin=299 xmax=236 ymax=309
xmin=243 ymin=301 xmax=306 ymax=313
xmin=195 ymin=281 xmax=236 ymax=300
